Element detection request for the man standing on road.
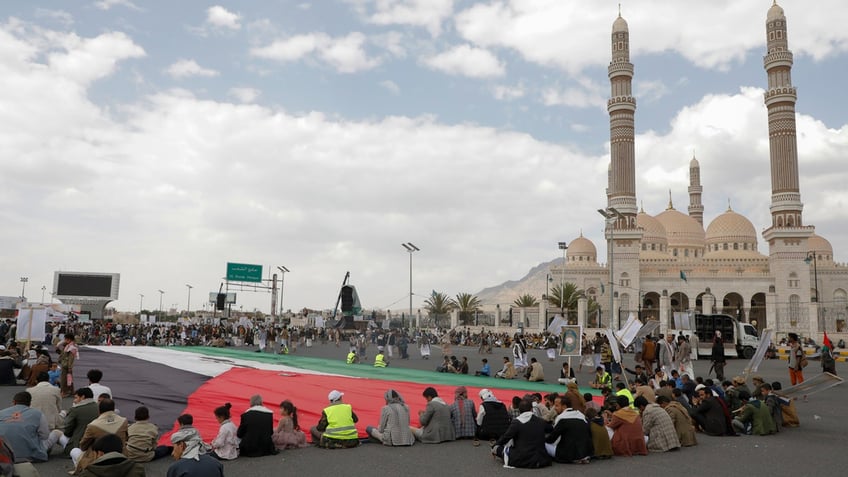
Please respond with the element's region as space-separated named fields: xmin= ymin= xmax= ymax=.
xmin=59 ymin=334 xmax=79 ymax=398
xmin=711 ymin=331 xmax=726 ymax=381
xmin=658 ymin=334 xmax=676 ymax=377
xmin=787 ymin=333 xmax=805 ymax=385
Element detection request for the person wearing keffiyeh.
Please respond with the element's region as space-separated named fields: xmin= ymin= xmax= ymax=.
xmin=167 ymin=427 xmax=223 ymax=477
xmin=449 ymin=386 xmax=477 ymax=440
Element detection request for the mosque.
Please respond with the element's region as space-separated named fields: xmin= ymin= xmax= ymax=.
xmin=559 ymin=2 xmax=847 ymax=341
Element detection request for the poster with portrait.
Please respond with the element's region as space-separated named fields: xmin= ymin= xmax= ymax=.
xmin=559 ymin=326 xmax=582 ymax=356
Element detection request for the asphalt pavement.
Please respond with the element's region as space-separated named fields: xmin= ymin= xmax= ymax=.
xmin=4 ymin=342 xmax=846 ymax=477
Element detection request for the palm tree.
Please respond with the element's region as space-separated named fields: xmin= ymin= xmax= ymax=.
xmin=423 ymin=291 xmax=454 ymax=315
xmin=548 ymin=282 xmax=582 ymax=312
xmin=513 ymin=294 xmax=539 ymax=308
xmin=452 ymin=292 xmax=482 ymax=325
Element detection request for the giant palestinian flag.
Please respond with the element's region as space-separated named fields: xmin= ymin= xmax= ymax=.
xmin=78 ymin=346 xmax=601 ymax=445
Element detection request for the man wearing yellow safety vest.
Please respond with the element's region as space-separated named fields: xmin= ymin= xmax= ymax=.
xmin=310 ymin=390 xmax=360 ymax=448
xmin=614 ymin=382 xmax=635 ymax=408
xmin=590 ymin=366 xmax=611 ymax=389
xmin=347 ymin=348 xmax=358 ymax=364
xmin=374 ymin=347 xmax=388 ymax=368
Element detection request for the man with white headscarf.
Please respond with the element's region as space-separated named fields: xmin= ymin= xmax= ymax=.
xmin=167 ymin=427 xmax=223 ymax=477
xmin=475 ymin=389 xmax=511 ymax=443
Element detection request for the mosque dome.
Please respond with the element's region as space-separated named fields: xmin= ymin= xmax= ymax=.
xmin=655 ymin=207 xmax=706 ymax=252
xmin=808 ymin=234 xmax=834 ymax=262
xmin=566 ymin=234 xmax=598 ymax=267
xmin=637 ymin=210 xmax=668 ymax=257
xmin=767 ymin=2 xmax=785 ymax=21
xmin=705 ymin=208 xmax=761 ymax=257
xmin=612 ymin=15 xmax=628 ymax=33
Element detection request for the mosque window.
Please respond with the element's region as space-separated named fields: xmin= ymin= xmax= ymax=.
xmin=788 ymin=272 xmax=799 ymax=289
xmin=651 ymin=244 xmax=656 ymax=251
xmin=723 ymin=243 xmax=728 ymax=250
xmin=734 ymin=243 xmax=739 ymax=250
xmin=776 ymin=30 xmax=783 ymax=39
xmin=769 ymin=31 xmax=775 ymax=41
xmin=673 ymin=249 xmax=678 ymax=257
xmin=684 ymin=249 xmax=689 ymax=257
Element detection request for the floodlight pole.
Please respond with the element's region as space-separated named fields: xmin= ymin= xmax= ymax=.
xmin=402 ymin=243 xmax=420 ymax=327
xmin=805 ymin=252 xmax=820 ymax=329
xmin=558 ymin=242 xmax=569 ymax=317
xmin=186 ymin=284 xmax=193 ymax=316
xmin=278 ymin=266 xmax=290 ymax=316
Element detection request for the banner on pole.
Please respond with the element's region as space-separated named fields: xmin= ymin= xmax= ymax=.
xmin=559 ymin=326 xmax=582 ymax=357
xmin=744 ymin=329 xmax=773 ymax=375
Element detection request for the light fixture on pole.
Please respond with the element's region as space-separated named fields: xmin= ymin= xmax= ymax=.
xmin=41 ymin=285 xmax=46 ymax=303
xmin=598 ymin=207 xmax=625 ymax=329
xmin=185 ymin=284 xmax=193 ymax=315
xmin=401 ymin=243 xmax=420 ymax=325
xmin=20 ymin=277 xmax=28 ymax=300
xmin=558 ymin=242 xmax=568 ymax=317
xmin=277 ymin=266 xmax=290 ymax=316
xmin=139 ymin=294 xmax=144 ymax=313
xmin=158 ymin=290 xmax=165 ymax=316
xmin=804 ymin=252 xmax=820 ymax=328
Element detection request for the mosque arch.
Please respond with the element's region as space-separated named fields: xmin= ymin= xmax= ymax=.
xmin=833 ymin=289 xmax=847 ymax=332
xmin=721 ymin=292 xmax=745 ymax=318
xmin=750 ymin=292 xmax=767 ymax=331
xmin=642 ymin=291 xmax=661 ymax=321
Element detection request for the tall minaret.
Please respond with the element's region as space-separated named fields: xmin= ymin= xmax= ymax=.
xmin=761 ymin=2 xmax=816 ymax=336
xmin=602 ymin=11 xmax=642 ymax=329
xmin=763 ymin=1 xmax=804 ymax=228
xmin=688 ymin=154 xmax=704 ymax=225
xmin=607 ymin=12 xmax=637 ymax=226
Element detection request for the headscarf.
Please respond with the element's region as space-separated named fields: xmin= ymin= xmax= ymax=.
xmin=454 ymin=386 xmax=469 ymax=422
xmin=384 ymin=389 xmax=404 ymax=405
xmin=171 ymin=427 xmax=207 ymax=461
xmin=479 ymin=389 xmax=498 ymax=402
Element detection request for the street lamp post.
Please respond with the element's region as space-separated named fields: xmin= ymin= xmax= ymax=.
xmin=545 ymin=274 xmax=553 ymax=300
xmin=805 ymin=252 xmax=820 ymax=329
xmin=158 ymin=290 xmax=165 ymax=318
xmin=598 ymin=207 xmax=625 ymax=329
xmin=41 ymin=286 xmax=46 ymax=303
xmin=558 ymin=242 xmax=568 ymax=318
xmin=139 ymin=294 xmax=144 ymax=313
xmin=401 ymin=243 xmax=420 ymax=327
xmin=185 ymin=284 xmax=193 ymax=316
xmin=20 ymin=277 xmax=28 ymax=300
xmin=277 ymin=266 xmax=290 ymax=316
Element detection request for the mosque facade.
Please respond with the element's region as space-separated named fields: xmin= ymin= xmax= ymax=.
xmin=560 ymin=3 xmax=848 ymax=341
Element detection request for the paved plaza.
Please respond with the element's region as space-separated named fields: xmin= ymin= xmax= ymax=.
xmin=4 ymin=342 xmax=845 ymax=476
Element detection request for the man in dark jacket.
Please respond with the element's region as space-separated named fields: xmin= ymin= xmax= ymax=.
xmin=476 ymin=389 xmax=511 ymax=441
xmin=79 ymin=433 xmax=145 ymax=477
xmin=711 ymin=332 xmax=726 ymax=381
xmin=237 ymin=395 xmax=277 ymax=457
xmin=690 ymin=386 xmax=728 ymax=436
xmin=491 ymin=399 xmax=551 ymax=468
xmin=545 ymin=394 xmax=593 ymax=464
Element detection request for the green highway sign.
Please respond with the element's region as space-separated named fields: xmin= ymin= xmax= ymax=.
xmin=226 ymin=262 xmax=263 ymax=283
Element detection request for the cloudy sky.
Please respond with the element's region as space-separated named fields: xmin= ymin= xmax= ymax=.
xmin=2 ymin=1 xmax=847 ymax=316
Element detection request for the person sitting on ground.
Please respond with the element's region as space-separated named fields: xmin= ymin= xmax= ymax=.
xmin=656 ymin=396 xmax=696 ymax=447
xmin=0 ymin=347 xmax=17 ymax=386
xmin=590 ymin=366 xmax=611 ymax=389
xmin=272 ymin=400 xmax=307 ymax=449
xmin=26 ymin=371 xmax=62 ymax=431
xmin=562 ymin=382 xmax=586 ymax=414
xmin=456 ymin=356 xmax=469 ymax=374
xmin=25 ymin=350 xmax=50 ymax=388
xmin=690 ymin=385 xmax=729 ymax=436
xmin=346 ymin=347 xmax=357 ymax=364
xmin=78 ymin=433 xmax=145 ymax=477
xmin=584 ymin=408 xmax=613 ymax=460
xmin=367 ymin=389 xmax=415 ymax=446
xmin=583 ymin=392 xmax=601 ymax=414
xmin=72 ymin=398 xmax=129 ymax=474
xmin=436 ymin=356 xmax=455 ymax=373
xmin=635 ymin=396 xmax=680 ymax=453
xmin=614 ymin=382 xmax=634 ymax=408
xmin=557 ymin=362 xmax=576 ymax=385
xmin=210 ymin=403 xmax=239 ymax=460
xmin=633 ymin=377 xmax=656 ymax=404
xmin=491 ymin=398 xmax=552 ymax=469
xmin=310 ymin=390 xmax=360 ymax=449
xmin=49 ymin=387 xmax=99 ymax=458
xmin=237 ymin=395 xmax=277 ymax=457
xmin=525 ymin=357 xmax=545 ymax=382
xmin=373 ymin=347 xmax=388 ymax=368
xmin=476 ymin=389 xmax=511 ymax=443
xmin=168 ymin=427 xmax=224 ymax=477
xmin=606 ymin=395 xmax=648 ymax=457
xmin=494 ymin=357 xmax=515 ymax=379
xmin=85 ymin=369 xmax=112 ymax=400
xmin=545 ymin=394 xmax=593 ymax=464
xmin=126 ymin=406 xmax=171 ymax=463
xmin=0 ymin=391 xmax=51 ymax=463
xmin=449 ymin=386 xmax=477 ymax=440
xmin=411 ymin=387 xmax=455 ymax=444
xmin=732 ymin=390 xmax=776 ymax=436
xmin=48 ymin=361 xmax=61 ymax=387
xmin=475 ymin=358 xmax=491 ymax=376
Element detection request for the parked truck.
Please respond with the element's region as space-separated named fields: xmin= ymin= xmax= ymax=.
xmin=670 ymin=313 xmax=760 ymax=359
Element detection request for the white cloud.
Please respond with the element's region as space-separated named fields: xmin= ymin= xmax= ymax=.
xmin=423 ymin=44 xmax=504 ymax=78
xmin=35 ymin=9 xmax=74 ymax=26
xmin=165 ymin=59 xmax=219 ymax=79
xmin=379 ymin=80 xmax=400 ymax=95
xmin=229 ymin=87 xmax=261 ymax=103
xmin=454 ymin=0 xmax=848 ymax=74
xmin=371 ymin=31 xmax=406 ymax=58
xmin=206 ymin=5 xmax=241 ymax=30
xmin=46 ymin=31 xmax=146 ymax=86
xmin=541 ymin=77 xmax=604 ymax=109
xmin=492 ymin=83 xmax=524 ymax=101
xmin=251 ymin=32 xmax=380 ymax=73
xmin=93 ymin=0 xmax=140 ymax=11
xmin=636 ymin=80 xmax=670 ymax=103
xmin=345 ymin=0 xmax=453 ymax=36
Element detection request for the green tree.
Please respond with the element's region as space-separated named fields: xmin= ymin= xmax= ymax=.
xmin=548 ymin=282 xmax=582 ymax=311
xmin=424 ymin=291 xmax=454 ymax=315
xmin=452 ymin=292 xmax=482 ymax=325
xmin=513 ymin=294 xmax=539 ymax=308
